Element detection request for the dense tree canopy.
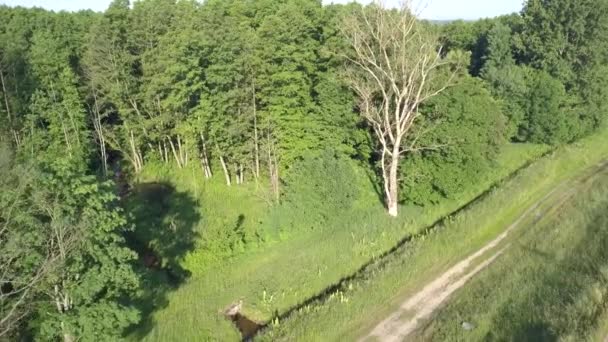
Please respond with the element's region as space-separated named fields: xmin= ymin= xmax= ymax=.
xmin=1 ymin=0 xmax=607 ymax=339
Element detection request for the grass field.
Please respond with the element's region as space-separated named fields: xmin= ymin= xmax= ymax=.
xmin=257 ymin=129 xmax=608 ymax=341
xmin=126 ymin=142 xmax=550 ymax=341
xmin=421 ymin=167 xmax=608 ymax=341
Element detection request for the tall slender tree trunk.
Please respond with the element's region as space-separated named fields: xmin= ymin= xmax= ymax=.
xmin=0 ymin=67 xmax=12 ymax=126
xmin=177 ymin=135 xmax=186 ymax=167
xmin=137 ymin=147 xmax=143 ymax=171
xmin=217 ymin=144 xmax=231 ymax=186
xmin=200 ymin=133 xmax=212 ymax=178
xmin=163 ymin=141 xmax=169 ymax=163
xmin=0 ymin=64 xmax=17 ymax=148
xmin=0 ymin=67 xmax=20 ymax=147
xmin=252 ymin=84 xmax=260 ymax=179
xmin=271 ymin=154 xmax=279 ymax=202
xmin=267 ymin=145 xmax=279 ymax=201
xmin=92 ymin=94 xmax=108 ymax=176
xmin=234 ymin=164 xmax=240 ymax=185
xmin=219 ymin=154 xmax=231 ymax=186
xmin=129 ymin=130 xmax=142 ymax=173
xmin=169 ymin=137 xmax=182 ymax=168
xmin=61 ymin=121 xmax=73 ymax=157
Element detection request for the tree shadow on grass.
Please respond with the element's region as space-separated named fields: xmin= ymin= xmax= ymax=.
xmin=122 ymin=182 xmax=201 ymax=339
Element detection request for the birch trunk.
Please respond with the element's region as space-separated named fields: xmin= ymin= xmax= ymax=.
xmin=0 ymin=64 xmax=17 ymax=149
xmin=163 ymin=141 xmax=169 ymax=163
xmin=252 ymin=84 xmax=260 ymax=179
xmin=219 ymin=153 xmax=231 ymax=186
xmin=234 ymin=165 xmax=240 ymax=185
xmin=0 ymin=68 xmax=13 ymax=129
xmin=169 ymin=138 xmax=182 ymax=168
xmin=267 ymin=145 xmax=279 ymax=201
xmin=177 ymin=135 xmax=186 ymax=167
xmin=91 ymin=94 xmax=107 ymax=176
xmin=386 ymin=152 xmax=400 ymax=217
xmin=200 ymin=133 xmax=212 ymax=178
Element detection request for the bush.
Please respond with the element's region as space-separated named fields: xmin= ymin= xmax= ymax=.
xmin=520 ymin=70 xmax=581 ymax=144
xmin=401 ymin=76 xmax=507 ymax=206
xmin=269 ymin=150 xmax=360 ymax=234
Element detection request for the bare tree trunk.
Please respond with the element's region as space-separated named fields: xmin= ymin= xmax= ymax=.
xmin=218 ymin=152 xmax=231 ymax=186
xmin=253 ymin=84 xmax=260 ymax=179
xmin=12 ymin=130 xmax=20 ymax=147
xmin=137 ymin=147 xmax=144 ymax=171
xmin=200 ymin=152 xmax=210 ymax=178
xmin=271 ymin=153 xmax=279 ymax=202
xmin=169 ymin=137 xmax=182 ymax=169
xmin=0 ymin=64 xmax=17 ymax=148
xmin=163 ymin=140 xmax=169 ymax=163
xmin=200 ymin=133 xmax=212 ymax=178
xmin=184 ymin=140 xmax=188 ymax=167
xmin=265 ymin=129 xmax=280 ymax=201
xmin=0 ymin=68 xmax=10 ymax=125
xmin=239 ymin=164 xmax=244 ymax=184
xmin=386 ymin=151 xmax=400 ymax=217
xmin=234 ymin=164 xmax=240 ymax=185
xmin=92 ymin=94 xmax=108 ymax=176
xmin=267 ymin=142 xmax=279 ymax=201
xmin=0 ymin=66 xmax=18 ymax=147
xmin=177 ymin=135 xmax=186 ymax=167
xmin=129 ymin=130 xmax=142 ymax=173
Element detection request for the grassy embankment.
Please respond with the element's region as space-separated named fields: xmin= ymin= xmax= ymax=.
xmin=421 ymin=166 xmax=608 ymax=341
xmin=257 ymin=129 xmax=608 ymax=341
xmin=127 ymin=142 xmax=548 ymax=341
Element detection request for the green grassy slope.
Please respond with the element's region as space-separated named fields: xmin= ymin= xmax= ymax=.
xmin=257 ymin=130 xmax=608 ymax=341
xmin=127 ymin=143 xmax=547 ymax=341
xmin=422 ymin=165 xmax=608 ymax=341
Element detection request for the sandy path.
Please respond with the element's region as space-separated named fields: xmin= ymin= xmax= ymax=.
xmin=359 ymin=162 xmax=608 ymax=342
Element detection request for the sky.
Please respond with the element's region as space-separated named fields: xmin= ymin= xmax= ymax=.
xmin=0 ymin=0 xmax=524 ymax=21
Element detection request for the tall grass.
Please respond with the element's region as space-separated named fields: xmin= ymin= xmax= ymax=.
xmin=422 ymin=170 xmax=608 ymax=341
xmin=257 ymin=130 xmax=608 ymax=341
xmin=128 ymin=143 xmax=548 ymax=341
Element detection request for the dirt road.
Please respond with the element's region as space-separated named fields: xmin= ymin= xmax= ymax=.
xmin=360 ymin=161 xmax=608 ymax=342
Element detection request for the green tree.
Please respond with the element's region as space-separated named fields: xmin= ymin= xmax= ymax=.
xmin=480 ymin=22 xmax=528 ymax=139
xmin=521 ymin=70 xmax=578 ymax=144
xmin=401 ymin=76 xmax=506 ymax=205
xmin=4 ymin=25 xmax=142 ymax=340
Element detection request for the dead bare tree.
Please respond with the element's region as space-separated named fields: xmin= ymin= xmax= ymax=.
xmin=342 ymin=1 xmax=457 ymax=217
xmin=90 ymin=92 xmax=108 ymax=176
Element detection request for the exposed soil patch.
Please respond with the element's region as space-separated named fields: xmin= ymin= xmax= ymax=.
xmin=224 ymin=302 xmax=262 ymax=340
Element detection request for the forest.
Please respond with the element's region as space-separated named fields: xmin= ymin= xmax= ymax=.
xmin=1 ymin=0 xmax=608 ymax=340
